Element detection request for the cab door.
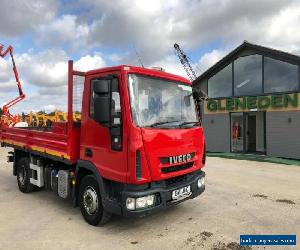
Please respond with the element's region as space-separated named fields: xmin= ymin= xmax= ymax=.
xmin=80 ymin=72 xmax=127 ymax=183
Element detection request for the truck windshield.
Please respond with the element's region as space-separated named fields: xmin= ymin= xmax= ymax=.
xmin=128 ymin=74 xmax=198 ymax=128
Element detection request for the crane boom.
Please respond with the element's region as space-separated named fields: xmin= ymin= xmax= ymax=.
xmin=173 ymin=43 xmax=207 ymax=96
xmin=174 ymin=43 xmax=197 ymax=82
xmin=0 ymin=43 xmax=25 ymax=126
xmin=174 ymin=43 xmax=208 ymax=120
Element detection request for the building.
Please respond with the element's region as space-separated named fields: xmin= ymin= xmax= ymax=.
xmin=194 ymin=41 xmax=300 ymax=159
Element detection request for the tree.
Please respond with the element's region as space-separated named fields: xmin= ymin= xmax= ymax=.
xmin=0 ymin=108 xmax=3 ymax=116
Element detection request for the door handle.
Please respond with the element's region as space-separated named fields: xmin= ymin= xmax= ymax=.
xmin=85 ymin=148 xmax=93 ymax=157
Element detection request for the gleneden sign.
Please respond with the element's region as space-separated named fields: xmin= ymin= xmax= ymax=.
xmin=204 ymin=93 xmax=299 ymax=114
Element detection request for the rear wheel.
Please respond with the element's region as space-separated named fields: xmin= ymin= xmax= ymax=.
xmin=79 ymin=175 xmax=111 ymax=226
xmin=16 ymin=157 xmax=34 ymax=193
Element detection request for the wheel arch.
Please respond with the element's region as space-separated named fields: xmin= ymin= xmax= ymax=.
xmin=74 ymin=160 xmax=106 ymax=207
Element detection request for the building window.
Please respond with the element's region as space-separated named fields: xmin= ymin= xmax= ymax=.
xmin=234 ymin=55 xmax=262 ymax=96
xmin=264 ymin=57 xmax=299 ymax=93
xmin=208 ymin=63 xmax=232 ymax=98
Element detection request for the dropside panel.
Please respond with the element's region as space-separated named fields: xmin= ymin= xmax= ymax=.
xmin=0 ymin=126 xmax=79 ymax=163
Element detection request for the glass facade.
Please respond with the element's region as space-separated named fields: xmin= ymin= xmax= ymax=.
xmin=208 ymin=63 xmax=232 ymax=98
xmin=264 ymin=57 xmax=298 ymax=93
xmin=207 ymin=54 xmax=299 ymax=98
xmin=234 ymin=55 xmax=262 ymax=96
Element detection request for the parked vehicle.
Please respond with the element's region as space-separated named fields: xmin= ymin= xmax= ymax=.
xmin=0 ymin=61 xmax=206 ymax=225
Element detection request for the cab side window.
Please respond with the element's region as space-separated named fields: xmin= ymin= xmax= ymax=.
xmin=90 ymin=82 xmax=95 ymax=117
xmin=111 ymin=78 xmax=121 ymax=126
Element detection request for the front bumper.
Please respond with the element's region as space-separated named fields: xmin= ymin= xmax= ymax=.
xmin=103 ymin=169 xmax=205 ymax=217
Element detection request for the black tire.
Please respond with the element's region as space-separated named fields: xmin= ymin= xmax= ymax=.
xmin=16 ymin=157 xmax=35 ymax=193
xmin=79 ymin=175 xmax=111 ymax=226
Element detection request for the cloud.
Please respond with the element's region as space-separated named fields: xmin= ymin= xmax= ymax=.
xmin=11 ymin=93 xmax=68 ymax=113
xmin=36 ymin=14 xmax=90 ymax=51
xmin=43 ymin=104 xmax=58 ymax=113
xmin=14 ymin=49 xmax=106 ymax=88
xmin=149 ymin=48 xmax=228 ymax=80
xmin=0 ymin=0 xmax=58 ymax=37
xmin=74 ymin=54 xmax=106 ymax=71
xmin=150 ymin=54 xmax=186 ymax=77
xmin=0 ymin=80 xmax=19 ymax=93
xmin=16 ymin=49 xmax=69 ymax=87
xmin=190 ymin=1 xmax=300 ymax=74
xmin=85 ymin=0 xmax=179 ymax=65
xmin=73 ymin=0 xmax=298 ymax=66
xmin=3 ymin=0 xmax=300 ymax=114
xmin=18 ymin=0 xmax=300 ymax=68
xmin=257 ymin=3 xmax=300 ymax=53
xmin=1 ymin=49 xmax=106 ymax=113
xmin=196 ymin=49 xmax=229 ymax=75
xmin=3 ymin=0 xmax=300 ymax=66
xmin=171 ymin=0 xmax=296 ymax=47
xmin=38 ymin=86 xmax=68 ymax=96
xmin=0 ymin=57 xmax=12 ymax=82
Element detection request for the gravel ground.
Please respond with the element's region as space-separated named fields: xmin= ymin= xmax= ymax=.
xmin=0 ymin=147 xmax=299 ymax=250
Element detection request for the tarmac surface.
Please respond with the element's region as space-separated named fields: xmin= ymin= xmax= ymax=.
xmin=0 ymin=147 xmax=299 ymax=250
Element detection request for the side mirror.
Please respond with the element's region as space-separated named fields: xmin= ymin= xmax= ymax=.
xmin=92 ymin=79 xmax=111 ymax=124
xmin=94 ymin=95 xmax=110 ymax=124
xmin=93 ymin=79 xmax=109 ymax=94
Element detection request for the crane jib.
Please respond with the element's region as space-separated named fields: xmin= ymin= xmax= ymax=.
xmin=0 ymin=43 xmax=26 ymax=127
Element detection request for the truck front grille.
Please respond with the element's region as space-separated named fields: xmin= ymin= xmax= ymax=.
xmin=165 ymin=174 xmax=187 ymax=187
xmin=161 ymin=162 xmax=193 ymax=174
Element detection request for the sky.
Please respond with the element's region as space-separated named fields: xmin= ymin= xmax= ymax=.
xmin=1 ymin=0 xmax=300 ymax=114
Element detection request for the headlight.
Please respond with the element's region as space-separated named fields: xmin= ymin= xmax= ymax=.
xmin=136 ymin=195 xmax=155 ymax=209
xmin=197 ymin=177 xmax=205 ymax=188
xmin=146 ymin=195 xmax=155 ymax=206
xmin=126 ymin=195 xmax=155 ymax=210
xmin=201 ymin=176 xmax=205 ymax=186
xmin=136 ymin=197 xmax=147 ymax=209
xmin=126 ymin=197 xmax=136 ymax=210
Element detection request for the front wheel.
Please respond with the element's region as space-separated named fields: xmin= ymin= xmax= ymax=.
xmin=79 ymin=175 xmax=111 ymax=226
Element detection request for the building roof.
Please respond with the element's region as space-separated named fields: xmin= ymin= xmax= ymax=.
xmin=194 ymin=41 xmax=300 ymax=85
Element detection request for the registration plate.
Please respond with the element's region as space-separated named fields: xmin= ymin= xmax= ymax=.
xmin=172 ymin=185 xmax=191 ymax=200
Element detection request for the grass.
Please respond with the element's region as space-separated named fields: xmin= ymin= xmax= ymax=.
xmin=207 ymin=152 xmax=300 ymax=166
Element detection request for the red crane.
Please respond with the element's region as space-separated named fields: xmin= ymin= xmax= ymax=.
xmin=0 ymin=43 xmax=25 ymax=126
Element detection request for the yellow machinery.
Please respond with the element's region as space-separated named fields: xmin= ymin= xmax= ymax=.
xmin=27 ymin=111 xmax=81 ymax=127
xmin=1 ymin=110 xmax=81 ymax=128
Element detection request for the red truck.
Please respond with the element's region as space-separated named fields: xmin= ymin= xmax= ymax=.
xmin=0 ymin=61 xmax=206 ymax=225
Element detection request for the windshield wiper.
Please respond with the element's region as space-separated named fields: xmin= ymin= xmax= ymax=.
xmin=149 ymin=120 xmax=180 ymax=127
xmin=178 ymin=121 xmax=200 ymax=128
